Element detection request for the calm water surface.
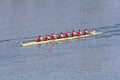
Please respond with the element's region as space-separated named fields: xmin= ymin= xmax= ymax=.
xmin=0 ymin=0 xmax=120 ymax=80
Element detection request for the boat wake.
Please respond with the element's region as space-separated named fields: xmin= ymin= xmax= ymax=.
xmin=0 ymin=36 xmax=37 ymax=43
xmin=96 ymin=24 xmax=120 ymax=38
xmin=0 ymin=24 xmax=120 ymax=43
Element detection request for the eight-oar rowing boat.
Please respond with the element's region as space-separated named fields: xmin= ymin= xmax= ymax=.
xmin=21 ymin=32 xmax=102 ymax=47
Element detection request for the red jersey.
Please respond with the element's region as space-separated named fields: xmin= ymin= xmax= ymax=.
xmin=45 ymin=36 xmax=50 ymax=41
xmin=65 ymin=32 xmax=70 ymax=38
xmin=58 ymin=33 xmax=63 ymax=39
xmin=83 ymin=30 xmax=89 ymax=35
xmin=77 ymin=30 xmax=82 ymax=36
xmin=51 ymin=34 xmax=56 ymax=40
xmin=37 ymin=36 xmax=42 ymax=42
xmin=72 ymin=31 xmax=76 ymax=37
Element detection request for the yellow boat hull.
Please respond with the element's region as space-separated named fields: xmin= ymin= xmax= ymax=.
xmin=21 ymin=32 xmax=103 ymax=47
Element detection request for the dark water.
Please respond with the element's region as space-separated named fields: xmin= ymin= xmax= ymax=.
xmin=0 ymin=0 xmax=120 ymax=80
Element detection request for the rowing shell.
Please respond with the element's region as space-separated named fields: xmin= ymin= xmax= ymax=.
xmin=21 ymin=32 xmax=102 ymax=47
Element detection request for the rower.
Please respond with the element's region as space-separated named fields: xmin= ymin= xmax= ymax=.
xmin=58 ymin=32 xmax=64 ymax=39
xmin=45 ymin=35 xmax=50 ymax=41
xmin=91 ymin=27 xmax=96 ymax=35
xmin=65 ymin=31 xmax=70 ymax=38
xmin=51 ymin=33 xmax=56 ymax=40
xmin=37 ymin=35 xmax=43 ymax=42
xmin=71 ymin=30 xmax=76 ymax=37
xmin=83 ymin=29 xmax=89 ymax=35
xmin=77 ymin=29 xmax=82 ymax=36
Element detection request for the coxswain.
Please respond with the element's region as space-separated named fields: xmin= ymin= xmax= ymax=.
xmin=37 ymin=35 xmax=43 ymax=42
xmin=77 ymin=29 xmax=82 ymax=36
xmin=51 ymin=33 xmax=56 ymax=40
xmin=83 ymin=29 xmax=89 ymax=35
xmin=58 ymin=32 xmax=64 ymax=39
xmin=65 ymin=31 xmax=70 ymax=38
xmin=91 ymin=27 xmax=96 ymax=35
xmin=45 ymin=35 xmax=50 ymax=41
xmin=71 ymin=30 xmax=76 ymax=37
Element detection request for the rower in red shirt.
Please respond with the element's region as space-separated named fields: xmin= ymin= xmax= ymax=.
xmin=37 ymin=35 xmax=43 ymax=42
xmin=51 ymin=33 xmax=56 ymax=40
xmin=65 ymin=31 xmax=70 ymax=38
xmin=71 ymin=30 xmax=76 ymax=37
xmin=83 ymin=29 xmax=89 ymax=35
xmin=58 ymin=32 xmax=64 ymax=39
xmin=45 ymin=35 xmax=50 ymax=41
xmin=77 ymin=29 xmax=82 ymax=36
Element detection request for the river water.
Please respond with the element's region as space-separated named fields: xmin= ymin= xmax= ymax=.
xmin=0 ymin=0 xmax=120 ymax=80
